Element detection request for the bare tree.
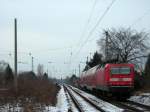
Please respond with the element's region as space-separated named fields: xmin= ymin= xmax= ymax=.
xmin=37 ymin=64 xmax=44 ymax=79
xmin=97 ymin=28 xmax=149 ymax=63
xmin=83 ymin=51 xmax=103 ymax=71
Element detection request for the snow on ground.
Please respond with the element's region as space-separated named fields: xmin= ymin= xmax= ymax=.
xmin=129 ymin=92 xmax=150 ymax=106
xmin=38 ymin=85 xmax=70 ymax=112
xmin=71 ymin=86 xmax=124 ymax=112
xmin=54 ymin=86 xmax=150 ymax=112
xmin=56 ymin=85 xmax=70 ymax=112
xmin=68 ymin=87 xmax=100 ymax=112
xmin=0 ymin=102 xmax=61 ymax=112
xmin=65 ymin=90 xmax=79 ymax=112
xmin=43 ymin=106 xmax=60 ymax=112
xmin=4 ymin=86 xmax=150 ymax=112
xmin=0 ymin=103 xmax=23 ymax=112
xmin=0 ymin=86 xmax=69 ymax=112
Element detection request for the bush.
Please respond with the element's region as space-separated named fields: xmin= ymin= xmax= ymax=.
xmin=17 ymin=78 xmax=60 ymax=105
xmin=134 ymin=73 xmax=145 ymax=90
xmin=0 ymin=72 xmax=60 ymax=106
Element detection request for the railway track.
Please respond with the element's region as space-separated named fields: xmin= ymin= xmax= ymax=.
xmin=64 ymin=85 xmax=84 ymax=112
xmin=72 ymin=86 xmax=150 ymax=112
xmin=117 ymin=100 xmax=150 ymax=112
xmin=127 ymin=100 xmax=150 ymax=110
xmin=113 ymin=101 xmax=150 ymax=112
xmin=63 ymin=86 xmax=74 ymax=112
xmin=104 ymin=95 xmax=150 ymax=112
xmin=64 ymin=85 xmax=106 ymax=112
xmin=69 ymin=86 xmax=125 ymax=112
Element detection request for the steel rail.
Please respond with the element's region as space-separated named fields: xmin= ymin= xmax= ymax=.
xmin=68 ymin=86 xmax=106 ymax=112
xmin=127 ymin=100 xmax=150 ymax=110
xmin=69 ymin=85 xmax=150 ymax=112
xmin=64 ymin=85 xmax=84 ymax=112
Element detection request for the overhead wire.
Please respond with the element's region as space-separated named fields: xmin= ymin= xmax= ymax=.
xmin=72 ymin=0 xmax=117 ymax=62
xmin=69 ymin=0 xmax=98 ymax=74
xmin=76 ymin=0 xmax=98 ymax=47
xmin=130 ymin=8 xmax=150 ymax=27
xmin=70 ymin=0 xmax=97 ymax=66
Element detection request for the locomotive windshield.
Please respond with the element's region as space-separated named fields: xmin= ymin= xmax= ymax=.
xmin=111 ymin=67 xmax=130 ymax=74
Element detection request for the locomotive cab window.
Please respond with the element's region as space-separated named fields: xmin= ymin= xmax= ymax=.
xmin=111 ymin=67 xmax=130 ymax=74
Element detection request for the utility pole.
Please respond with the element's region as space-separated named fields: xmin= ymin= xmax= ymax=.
xmin=87 ymin=56 xmax=89 ymax=63
xmin=105 ymin=31 xmax=109 ymax=61
xmin=79 ymin=64 xmax=80 ymax=76
xmin=32 ymin=56 xmax=34 ymax=72
xmin=75 ymin=69 xmax=76 ymax=75
xmin=14 ymin=18 xmax=18 ymax=93
xmin=29 ymin=53 xmax=34 ymax=72
xmin=48 ymin=61 xmax=53 ymax=77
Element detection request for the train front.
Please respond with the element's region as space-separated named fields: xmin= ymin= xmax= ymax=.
xmin=106 ymin=64 xmax=135 ymax=94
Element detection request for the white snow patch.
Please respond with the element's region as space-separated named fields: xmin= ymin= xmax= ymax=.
xmin=43 ymin=106 xmax=60 ymax=112
xmin=56 ymin=86 xmax=69 ymax=112
xmin=43 ymin=86 xmax=70 ymax=112
xmin=129 ymin=92 xmax=150 ymax=106
xmin=0 ymin=103 xmax=23 ymax=112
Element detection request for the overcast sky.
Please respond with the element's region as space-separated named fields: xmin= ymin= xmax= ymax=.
xmin=0 ymin=0 xmax=150 ymax=78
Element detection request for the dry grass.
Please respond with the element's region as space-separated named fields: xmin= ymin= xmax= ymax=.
xmin=0 ymin=77 xmax=60 ymax=111
xmin=18 ymin=79 xmax=60 ymax=105
xmin=0 ymin=78 xmax=60 ymax=106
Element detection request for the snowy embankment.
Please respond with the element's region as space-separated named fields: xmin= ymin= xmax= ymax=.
xmin=129 ymin=93 xmax=150 ymax=106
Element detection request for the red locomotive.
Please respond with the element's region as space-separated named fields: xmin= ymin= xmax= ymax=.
xmin=78 ymin=63 xmax=135 ymax=98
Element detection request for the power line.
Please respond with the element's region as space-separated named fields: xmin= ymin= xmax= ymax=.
xmin=66 ymin=0 xmax=98 ymax=75
xmin=81 ymin=0 xmax=116 ymax=46
xmin=69 ymin=0 xmax=97 ymax=70
xmin=76 ymin=0 xmax=98 ymax=46
xmin=130 ymin=8 xmax=150 ymax=27
xmin=73 ymin=0 xmax=117 ymax=61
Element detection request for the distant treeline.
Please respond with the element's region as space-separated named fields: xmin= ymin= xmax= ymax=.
xmin=0 ymin=61 xmax=14 ymax=87
xmin=0 ymin=61 xmax=49 ymax=88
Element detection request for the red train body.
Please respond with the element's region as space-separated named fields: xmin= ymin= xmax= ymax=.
xmin=78 ymin=64 xmax=135 ymax=94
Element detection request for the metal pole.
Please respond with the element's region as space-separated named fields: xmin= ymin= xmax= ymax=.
xmin=32 ymin=56 xmax=34 ymax=72
xmin=105 ymin=31 xmax=109 ymax=61
xmin=48 ymin=61 xmax=52 ymax=77
xmin=75 ymin=69 xmax=76 ymax=75
xmin=79 ymin=64 xmax=80 ymax=76
xmin=87 ymin=56 xmax=89 ymax=63
xmin=14 ymin=18 xmax=18 ymax=93
xmin=47 ymin=69 xmax=48 ymax=75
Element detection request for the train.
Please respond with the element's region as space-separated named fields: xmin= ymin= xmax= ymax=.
xmin=76 ymin=63 xmax=135 ymax=98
